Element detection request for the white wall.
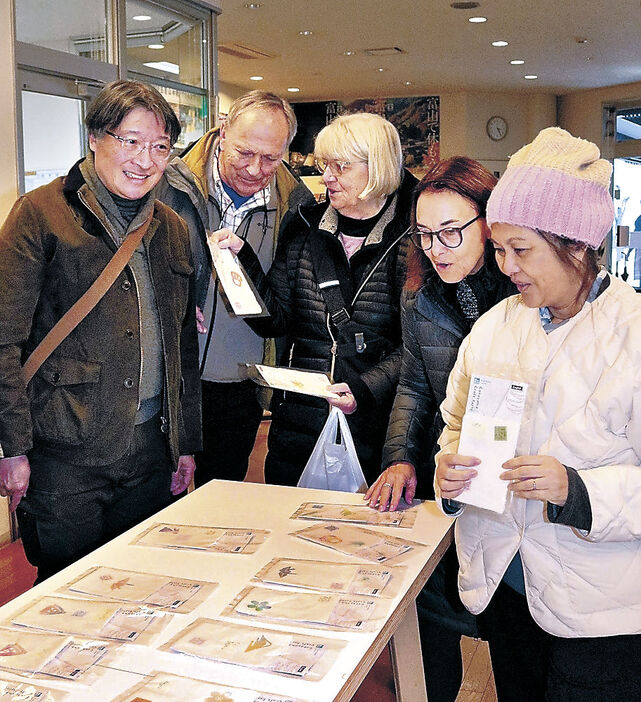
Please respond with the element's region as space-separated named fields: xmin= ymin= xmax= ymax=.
xmin=0 ymin=0 xmax=19 ymax=224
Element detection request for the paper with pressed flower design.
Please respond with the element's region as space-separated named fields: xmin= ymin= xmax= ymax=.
xmin=253 ymin=558 xmax=404 ymax=598
xmin=131 ymin=523 xmax=268 ymax=554
xmin=160 ymin=618 xmax=344 ymax=681
xmin=290 ymin=501 xmax=417 ymax=528
xmin=60 ymin=566 xmax=216 ymax=614
xmin=112 ymin=670 xmax=306 ymax=702
xmin=290 ymin=523 xmax=425 ymax=563
xmin=225 ymin=585 xmax=388 ymax=632
xmin=10 ymin=595 xmax=168 ymax=644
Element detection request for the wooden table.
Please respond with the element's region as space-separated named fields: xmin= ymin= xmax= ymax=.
xmin=0 ymin=481 xmax=453 ymax=701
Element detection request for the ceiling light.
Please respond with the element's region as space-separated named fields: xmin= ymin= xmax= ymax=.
xmin=133 ymin=15 xmax=151 ymax=21
xmin=575 ymin=37 xmax=588 ymax=44
xmin=147 ymin=44 xmax=164 ymax=50
xmin=468 ymin=16 xmax=487 ymax=23
xmin=143 ymin=61 xmax=179 ymax=75
xmin=377 ymin=67 xmax=386 ymax=72
xmin=244 ymin=3 xmax=261 ymax=8
xmin=524 ymin=74 xmax=538 ymax=80
xmin=287 ymin=87 xmax=300 ymax=92
xmin=405 ymin=81 xmax=413 ymax=86
xmin=299 ymin=30 xmax=313 ymax=36
xmin=342 ymin=50 xmax=355 ymax=56
xmin=510 ymin=59 xmax=525 ymax=65
xmin=492 ymin=40 xmax=508 ymax=47
xmin=250 ymin=75 xmax=263 ymax=81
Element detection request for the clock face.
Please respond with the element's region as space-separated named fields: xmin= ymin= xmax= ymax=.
xmin=487 ymin=116 xmax=508 ymax=141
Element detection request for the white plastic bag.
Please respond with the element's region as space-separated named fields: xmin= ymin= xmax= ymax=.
xmin=297 ymin=406 xmax=368 ymax=493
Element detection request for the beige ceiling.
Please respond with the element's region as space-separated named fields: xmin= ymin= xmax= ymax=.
xmin=217 ymin=0 xmax=641 ymax=100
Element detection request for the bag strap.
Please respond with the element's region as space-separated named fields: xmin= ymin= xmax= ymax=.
xmin=21 ymin=215 xmax=153 ymax=385
xmin=309 ymin=228 xmax=408 ymax=330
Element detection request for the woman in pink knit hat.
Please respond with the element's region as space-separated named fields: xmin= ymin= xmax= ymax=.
xmin=435 ymin=127 xmax=641 ymax=701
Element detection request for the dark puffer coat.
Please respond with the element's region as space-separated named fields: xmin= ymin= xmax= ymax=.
xmin=382 ymin=241 xmax=515 ymax=634
xmin=238 ymin=170 xmax=418 ymax=486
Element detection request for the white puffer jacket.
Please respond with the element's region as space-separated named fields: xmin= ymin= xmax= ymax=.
xmin=436 ymin=273 xmax=641 ymax=637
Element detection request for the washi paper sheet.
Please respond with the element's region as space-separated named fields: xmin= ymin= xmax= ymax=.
xmin=290 ymin=502 xmax=417 ymax=528
xmin=208 ymin=237 xmax=266 ymax=317
xmin=160 ymin=618 xmax=344 ymax=681
xmin=0 ymin=627 xmax=111 ymax=681
xmin=290 ymin=523 xmax=425 ymax=564
xmin=0 ymin=677 xmax=68 ymax=701
xmin=224 ymin=585 xmax=389 ymax=632
xmin=456 ymin=374 xmax=528 ymax=513
xmin=253 ymin=558 xmax=404 ymax=598
xmin=247 ymin=365 xmax=339 ymax=400
xmin=113 ymin=670 xmax=307 ymax=702
xmin=9 ymin=595 xmax=169 ymax=644
xmin=60 ymin=566 xmax=216 ymax=614
xmin=131 ymin=523 xmax=268 ymax=554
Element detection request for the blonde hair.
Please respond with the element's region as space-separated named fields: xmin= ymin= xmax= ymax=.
xmin=314 ymin=112 xmax=403 ymax=200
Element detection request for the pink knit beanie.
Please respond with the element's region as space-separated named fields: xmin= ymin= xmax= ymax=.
xmin=486 ymin=127 xmax=614 ymax=249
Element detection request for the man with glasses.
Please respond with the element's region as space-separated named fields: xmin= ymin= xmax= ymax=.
xmin=0 ymin=80 xmax=201 ymax=582
xmin=158 ymin=91 xmax=313 ymax=486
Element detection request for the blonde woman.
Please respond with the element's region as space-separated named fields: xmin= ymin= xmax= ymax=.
xmin=216 ymin=112 xmax=417 ymax=485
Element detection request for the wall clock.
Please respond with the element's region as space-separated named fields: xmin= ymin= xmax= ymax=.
xmin=487 ymin=115 xmax=508 ymax=141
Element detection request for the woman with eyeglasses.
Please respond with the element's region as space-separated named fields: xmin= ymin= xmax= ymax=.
xmin=365 ymin=157 xmax=515 ymax=702
xmin=213 ymin=112 xmax=417 ymax=486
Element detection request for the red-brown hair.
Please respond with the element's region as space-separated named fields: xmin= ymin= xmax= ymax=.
xmin=406 ymin=157 xmax=497 ymax=291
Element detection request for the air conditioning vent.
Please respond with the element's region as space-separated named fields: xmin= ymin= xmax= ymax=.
xmin=219 ymin=42 xmax=277 ymax=60
xmin=363 ymin=47 xmax=406 ymax=57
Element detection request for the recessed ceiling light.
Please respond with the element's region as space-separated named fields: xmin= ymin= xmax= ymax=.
xmin=524 ymin=74 xmax=538 ymax=80
xmin=244 ymin=3 xmax=261 ymax=8
xmin=492 ymin=40 xmax=508 ymax=47
xmin=377 ymin=67 xmax=386 ymax=72
xmin=299 ymin=30 xmax=313 ymax=36
xmin=147 ymin=44 xmax=164 ymax=50
xmin=575 ymin=37 xmax=588 ymax=43
xmin=143 ymin=61 xmax=179 ymax=75
xmin=133 ymin=15 xmax=151 ymax=21
xmin=405 ymin=81 xmax=413 ymax=86
xmin=342 ymin=50 xmax=355 ymax=56
xmin=287 ymin=87 xmax=300 ymax=93
xmin=250 ymin=75 xmax=263 ymax=81
xmin=468 ymin=16 xmax=487 ymax=23
xmin=510 ymin=59 xmax=525 ymax=65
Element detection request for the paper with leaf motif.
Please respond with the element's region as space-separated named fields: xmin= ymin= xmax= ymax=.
xmin=160 ymin=618 xmax=344 ymax=681
xmin=253 ymin=558 xmax=403 ymax=598
xmin=247 ymin=365 xmax=339 ymax=400
xmin=225 ymin=585 xmax=387 ymax=632
xmin=10 ymin=595 xmax=168 ymax=644
xmin=131 ymin=523 xmax=268 ymax=554
xmin=60 ymin=566 xmax=216 ymax=614
xmin=290 ymin=502 xmax=417 ymax=528
xmin=290 ymin=523 xmax=424 ymax=563
xmin=0 ymin=627 xmax=109 ymax=680
xmin=208 ymin=238 xmax=265 ymax=317
xmin=112 ymin=670 xmax=307 ymax=702
xmin=0 ymin=677 xmax=68 ymax=701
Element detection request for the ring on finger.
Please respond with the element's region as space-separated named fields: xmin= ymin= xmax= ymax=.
xmin=383 ymin=482 xmax=393 ymax=488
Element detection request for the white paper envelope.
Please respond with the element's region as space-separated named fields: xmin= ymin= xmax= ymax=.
xmin=248 ymin=364 xmax=339 ymax=399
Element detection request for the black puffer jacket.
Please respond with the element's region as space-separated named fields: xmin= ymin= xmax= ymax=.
xmin=383 ymin=241 xmax=516 ymax=499
xmin=239 ymin=170 xmax=418 ymax=485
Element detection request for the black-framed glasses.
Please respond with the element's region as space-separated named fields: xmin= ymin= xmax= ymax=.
xmin=410 ymin=214 xmax=481 ymax=251
xmin=105 ymin=130 xmax=172 ymax=163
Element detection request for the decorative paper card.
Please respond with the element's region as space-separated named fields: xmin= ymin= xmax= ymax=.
xmin=455 ymin=374 xmax=528 ymax=514
xmin=0 ymin=628 xmax=109 ymax=680
xmin=247 ymin=365 xmax=339 ymax=400
xmin=131 ymin=523 xmax=268 ymax=554
xmin=291 ymin=523 xmax=424 ymax=563
xmin=253 ymin=558 xmax=404 ymax=598
xmin=161 ymin=618 xmax=344 ymax=681
xmin=208 ymin=235 xmax=265 ymax=317
xmin=113 ymin=670 xmax=306 ymax=702
xmin=290 ymin=502 xmax=417 ymax=528
xmin=10 ymin=595 xmax=168 ymax=644
xmin=61 ymin=566 xmax=216 ymax=614
xmin=225 ymin=585 xmax=388 ymax=632
xmin=0 ymin=677 xmax=68 ymax=701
